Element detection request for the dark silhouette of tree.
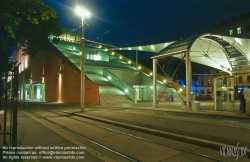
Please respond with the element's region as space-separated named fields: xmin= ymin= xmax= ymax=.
xmin=0 ymin=0 xmax=62 ymax=71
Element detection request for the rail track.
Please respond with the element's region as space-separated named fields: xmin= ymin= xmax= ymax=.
xmin=18 ymin=104 xmax=231 ymax=162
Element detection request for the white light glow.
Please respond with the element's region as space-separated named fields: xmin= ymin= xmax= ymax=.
xmin=119 ymin=56 xmax=122 ymax=59
xmin=25 ymin=56 xmax=28 ymax=69
xmin=108 ymin=76 xmax=111 ymax=80
xmin=150 ymin=45 xmax=155 ymax=51
xmin=94 ymin=55 xmax=101 ymax=60
xmin=128 ymin=61 xmax=131 ymax=64
xmin=163 ymin=80 xmax=166 ymax=83
xmin=125 ymin=89 xmax=128 ymax=93
xmin=36 ymin=86 xmax=41 ymax=99
xmin=138 ymin=66 xmax=141 ymax=69
xmin=235 ymin=38 xmax=242 ymax=46
xmin=179 ymin=88 xmax=182 ymax=92
xmin=75 ymin=6 xmax=90 ymax=18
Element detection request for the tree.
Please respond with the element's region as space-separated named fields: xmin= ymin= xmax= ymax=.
xmin=0 ymin=0 xmax=62 ymax=70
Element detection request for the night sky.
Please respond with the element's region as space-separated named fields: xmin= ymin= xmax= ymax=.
xmin=45 ymin=0 xmax=250 ymax=48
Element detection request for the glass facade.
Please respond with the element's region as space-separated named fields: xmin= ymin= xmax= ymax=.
xmin=229 ymin=29 xmax=233 ymax=36
xmin=237 ymin=27 xmax=241 ymax=34
xmin=25 ymin=84 xmax=45 ymax=101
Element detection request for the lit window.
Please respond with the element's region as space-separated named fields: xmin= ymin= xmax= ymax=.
xmin=196 ymin=80 xmax=198 ymax=85
xmin=207 ymin=79 xmax=211 ymax=85
xmin=237 ymin=27 xmax=241 ymax=34
xmin=229 ymin=29 xmax=233 ymax=36
xmin=94 ymin=55 xmax=101 ymax=61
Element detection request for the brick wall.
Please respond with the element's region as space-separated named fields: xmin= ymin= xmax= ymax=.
xmin=13 ymin=47 xmax=99 ymax=104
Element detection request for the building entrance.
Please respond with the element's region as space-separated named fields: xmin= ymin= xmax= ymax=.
xmin=25 ymin=83 xmax=45 ymax=101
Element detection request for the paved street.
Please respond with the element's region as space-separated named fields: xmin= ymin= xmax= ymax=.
xmin=2 ymin=101 xmax=247 ymax=162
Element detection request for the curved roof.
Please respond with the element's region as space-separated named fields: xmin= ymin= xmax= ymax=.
xmin=152 ymin=33 xmax=250 ymax=73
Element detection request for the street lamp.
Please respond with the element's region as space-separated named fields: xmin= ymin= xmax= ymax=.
xmin=75 ymin=6 xmax=90 ymax=112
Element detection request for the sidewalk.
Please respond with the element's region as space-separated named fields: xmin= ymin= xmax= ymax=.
xmin=82 ymin=100 xmax=250 ymax=119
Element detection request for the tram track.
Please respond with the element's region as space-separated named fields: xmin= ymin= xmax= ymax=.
xmin=18 ymin=106 xmax=234 ymax=162
xmin=19 ymin=107 xmax=138 ymax=162
xmin=75 ymin=108 xmax=250 ymax=148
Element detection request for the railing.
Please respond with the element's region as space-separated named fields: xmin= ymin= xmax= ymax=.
xmin=50 ymin=35 xmax=186 ymax=96
xmin=103 ymin=68 xmax=136 ymax=103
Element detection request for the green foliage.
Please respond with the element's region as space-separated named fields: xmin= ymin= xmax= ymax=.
xmin=0 ymin=0 xmax=62 ymax=68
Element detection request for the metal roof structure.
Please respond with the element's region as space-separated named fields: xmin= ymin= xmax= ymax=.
xmin=111 ymin=41 xmax=175 ymax=53
xmin=151 ymin=33 xmax=250 ymax=73
xmin=113 ymin=33 xmax=250 ymax=73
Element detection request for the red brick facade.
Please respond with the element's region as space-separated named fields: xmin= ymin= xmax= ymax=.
xmin=12 ymin=47 xmax=99 ymax=104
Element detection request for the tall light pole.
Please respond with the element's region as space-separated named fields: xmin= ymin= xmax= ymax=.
xmin=75 ymin=6 xmax=90 ymax=112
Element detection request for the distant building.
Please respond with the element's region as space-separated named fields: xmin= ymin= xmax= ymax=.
xmin=8 ymin=56 xmax=13 ymax=63
xmin=211 ymin=12 xmax=250 ymax=38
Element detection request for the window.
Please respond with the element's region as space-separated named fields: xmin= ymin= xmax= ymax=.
xmin=207 ymin=89 xmax=212 ymax=94
xmin=201 ymin=79 xmax=204 ymax=86
xmin=237 ymin=27 xmax=241 ymax=34
xmin=207 ymin=79 xmax=211 ymax=85
xmin=239 ymin=76 xmax=243 ymax=83
xmin=229 ymin=29 xmax=233 ymax=36
xmin=201 ymin=90 xmax=204 ymax=94
xmin=195 ymin=80 xmax=198 ymax=85
xmin=246 ymin=25 xmax=250 ymax=32
xmin=248 ymin=76 xmax=250 ymax=82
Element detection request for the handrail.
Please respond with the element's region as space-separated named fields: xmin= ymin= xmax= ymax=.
xmin=103 ymin=68 xmax=136 ymax=103
xmin=50 ymin=37 xmax=186 ymax=96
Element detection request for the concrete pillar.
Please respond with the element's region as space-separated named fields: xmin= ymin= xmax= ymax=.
xmin=227 ymin=78 xmax=229 ymax=111
xmin=30 ymin=83 xmax=33 ymax=101
xmin=245 ymin=88 xmax=250 ymax=115
xmin=213 ymin=79 xmax=217 ymax=111
xmin=230 ymin=75 xmax=235 ymax=109
xmin=134 ymin=89 xmax=137 ymax=104
xmin=153 ymin=59 xmax=157 ymax=107
xmin=185 ymin=51 xmax=191 ymax=109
